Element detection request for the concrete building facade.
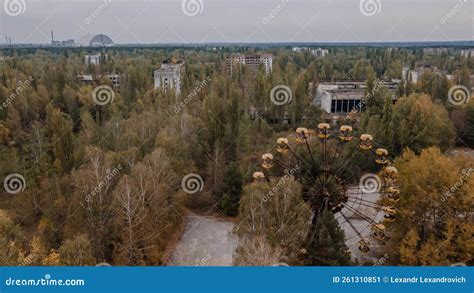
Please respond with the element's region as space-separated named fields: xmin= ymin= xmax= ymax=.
xmin=154 ymin=60 xmax=185 ymax=94
xmin=84 ymin=54 xmax=103 ymax=65
xmin=314 ymin=81 xmax=400 ymax=115
xmin=311 ymin=48 xmax=329 ymax=58
xmin=226 ymin=53 xmax=273 ymax=75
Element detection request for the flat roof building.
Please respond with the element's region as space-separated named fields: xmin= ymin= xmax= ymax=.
xmin=154 ymin=59 xmax=185 ymax=95
xmin=226 ymin=53 xmax=273 ymax=75
xmin=314 ymin=81 xmax=400 ymax=115
xmin=461 ymin=49 xmax=474 ymax=58
xmin=77 ymin=73 xmax=121 ymax=88
xmin=84 ymin=53 xmax=106 ymax=65
xmin=402 ymin=65 xmax=442 ymax=84
xmin=311 ymin=48 xmax=329 ymax=58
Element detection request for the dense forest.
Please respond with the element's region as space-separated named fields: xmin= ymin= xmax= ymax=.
xmin=0 ymin=46 xmax=472 ymax=266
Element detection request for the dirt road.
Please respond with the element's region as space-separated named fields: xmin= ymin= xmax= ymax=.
xmin=168 ymin=213 xmax=237 ymax=266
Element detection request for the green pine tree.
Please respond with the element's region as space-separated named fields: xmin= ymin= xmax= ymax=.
xmin=378 ymin=97 xmax=395 ymax=152
xmin=219 ymin=162 xmax=243 ymax=216
xmin=304 ymin=208 xmax=352 ymax=266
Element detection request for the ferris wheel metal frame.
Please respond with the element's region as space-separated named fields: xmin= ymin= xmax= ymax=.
xmin=253 ymin=122 xmax=401 ymax=253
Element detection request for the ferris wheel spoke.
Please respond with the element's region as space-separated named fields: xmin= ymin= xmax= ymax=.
xmin=274 ymin=158 xmax=291 ymax=170
xmin=337 ymin=151 xmax=376 ymax=186
xmin=342 ymin=203 xmax=378 ymax=226
xmin=321 ymin=138 xmax=329 ymax=187
xmin=304 ymin=137 xmax=318 ymax=170
xmin=286 ymin=144 xmax=315 ymax=174
xmin=330 ymin=140 xmax=342 ymax=165
xmin=332 ymin=148 xmax=361 ymax=178
xmin=285 ymin=143 xmax=325 ymax=186
xmin=346 ymin=199 xmax=384 ymax=210
xmin=340 ymin=211 xmax=365 ymax=241
xmin=339 ymin=169 xmax=362 ymax=186
xmin=346 ymin=195 xmax=385 ymax=207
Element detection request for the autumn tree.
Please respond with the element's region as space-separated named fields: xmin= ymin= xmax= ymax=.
xmin=68 ymin=147 xmax=119 ymax=261
xmin=58 ymin=234 xmax=95 ymax=266
xmin=0 ymin=209 xmax=24 ymax=265
xmin=113 ymin=148 xmax=182 ymax=265
xmin=45 ymin=105 xmax=77 ymax=173
xmin=234 ymin=178 xmax=311 ymax=264
xmin=234 ymin=236 xmax=283 ymax=266
xmin=393 ymin=94 xmax=455 ymax=153
xmin=386 ymin=148 xmax=473 ymax=265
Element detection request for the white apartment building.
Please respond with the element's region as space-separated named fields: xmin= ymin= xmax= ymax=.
xmin=461 ymin=49 xmax=474 ymax=58
xmin=423 ymin=48 xmax=449 ymax=55
xmin=292 ymin=47 xmax=309 ymax=52
xmin=311 ymin=48 xmax=329 ymax=58
xmin=226 ymin=53 xmax=273 ymax=75
xmin=84 ymin=54 xmax=103 ymax=65
xmin=403 ymin=65 xmax=442 ymax=84
xmin=77 ymin=73 xmax=121 ymax=88
xmin=154 ymin=60 xmax=185 ymax=94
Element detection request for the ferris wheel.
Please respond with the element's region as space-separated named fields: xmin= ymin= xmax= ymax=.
xmin=253 ymin=123 xmax=401 ymax=253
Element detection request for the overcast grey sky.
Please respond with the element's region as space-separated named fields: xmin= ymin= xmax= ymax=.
xmin=0 ymin=0 xmax=473 ymax=44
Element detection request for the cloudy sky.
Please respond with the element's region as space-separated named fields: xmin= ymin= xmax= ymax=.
xmin=0 ymin=0 xmax=473 ymax=44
